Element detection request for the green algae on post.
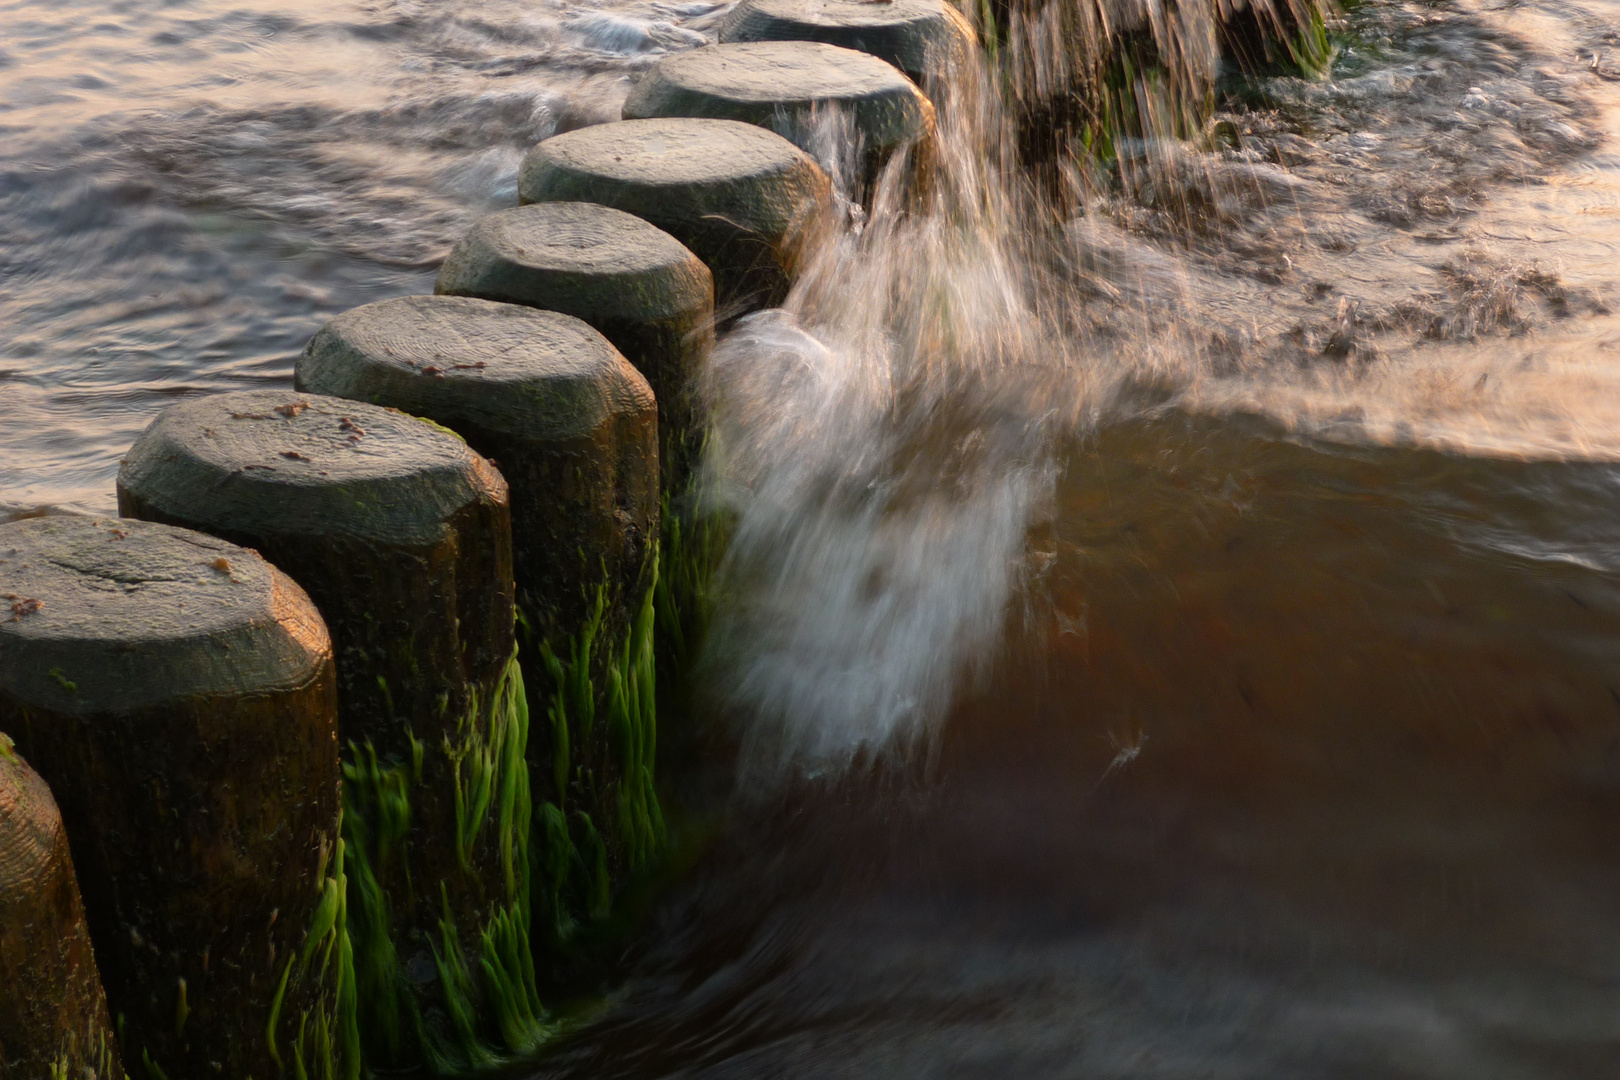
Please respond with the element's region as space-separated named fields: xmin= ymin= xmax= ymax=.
xmin=116 ymin=390 xmax=517 ymax=1072
xmin=265 ymin=815 xmax=360 ymax=1080
xmin=535 ymin=570 xmax=665 ymax=942
xmin=654 ymin=484 xmax=731 ymax=680
xmin=0 ymin=516 xmax=341 ymax=1079
xmin=339 ymin=649 xmax=552 ymax=1072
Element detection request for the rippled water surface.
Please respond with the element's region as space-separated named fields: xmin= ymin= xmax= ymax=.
xmin=0 ymin=0 xmax=718 ymax=514
xmin=6 ymin=0 xmax=1620 ymax=1074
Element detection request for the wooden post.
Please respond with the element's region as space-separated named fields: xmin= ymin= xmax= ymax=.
xmin=620 ymin=41 xmax=935 ymax=186
xmin=519 ymin=118 xmax=833 ymax=318
xmin=718 ymin=0 xmax=978 ymax=84
xmin=0 ymin=516 xmax=341 ymax=1079
xmin=296 ymin=295 xmax=665 ymax=936
xmin=116 ymin=391 xmax=525 ymax=1070
xmin=0 ymin=734 xmax=122 ymax=1079
xmin=297 ymin=295 xmax=658 ymax=652
xmin=435 ymin=202 xmax=712 ymax=484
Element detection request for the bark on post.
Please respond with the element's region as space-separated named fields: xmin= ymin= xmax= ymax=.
xmin=0 ymin=734 xmax=122 ymax=1079
xmin=718 ymin=0 xmax=978 ymax=84
xmin=519 ymin=118 xmax=833 ymax=318
xmin=435 ymin=202 xmax=713 ymax=484
xmin=116 ymin=391 xmax=521 ymax=1069
xmin=0 ymin=516 xmax=340 ymax=1080
xmin=620 ymin=41 xmax=936 ymax=188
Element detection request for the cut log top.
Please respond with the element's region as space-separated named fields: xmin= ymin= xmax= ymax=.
xmin=718 ymin=0 xmax=977 ymax=78
xmin=636 ymin=40 xmax=918 ymax=102
xmin=722 ymin=0 xmax=972 ymax=34
xmin=435 ymin=203 xmax=712 ymax=324
xmin=621 ymin=41 xmax=934 ymax=153
xmin=0 ymin=516 xmax=329 ymax=715
xmin=0 ymin=741 xmax=58 ymax=902
xmin=298 ymin=295 xmax=656 ymax=443
xmin=517 ymin=118 xmax=834 ymax=303
xmin=118 ymin=390 xmax=507 ymax=549
xmin=523 ymin=116 xmax=824 ymax=192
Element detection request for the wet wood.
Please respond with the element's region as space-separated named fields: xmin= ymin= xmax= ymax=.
xmin=0 ymin=736 xmax=122 ymax=1079
xmin=0 ymin=516 xmax=339 ymax=1080
xmin=718 ymin=0 xmax=977 ymax=83
xmin=435 ymin=202 xmax=713 ymax=483
xmin=116 ymin=390 xmax=517 ymax=1066
xmin=520 ymin=118 xmax=833 ymax=317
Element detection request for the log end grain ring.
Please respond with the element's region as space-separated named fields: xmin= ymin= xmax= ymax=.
xmin=117 ymin=389 xmax=508 ymax=551
xmin=298 ymin=295 xmax=655 ymax=446
xmin=0 ymin=738 xmax=121 ymax=1078
xmin=0 ymin=515 xmax=330 ymax=716
xmin=435 ymin=201 xmax=713 ymax=332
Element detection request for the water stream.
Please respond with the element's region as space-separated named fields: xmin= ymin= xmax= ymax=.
xmin=5 ymin=0 xmax=1620 ymax=1074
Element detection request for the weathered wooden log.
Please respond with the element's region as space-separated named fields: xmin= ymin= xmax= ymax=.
xmin=519 ymin=118 xmax=832 ymax=316
xmin=0 ymin=515 xmax=341 ymax=1080
xmin=296 ymin=294 xmax=659 ymax=648
xmin=434 ymin=202 xmax=713 ymax=481
xmin=0 ymin=733 xmax=121 ymax=1079
xmin=116 ymin=390 xmax=520 ymax=1068
xmin=718 ymin=0 xmax=977 ymax=84
xmin=296 ymin=296 xmax=662 ymax=942
xmin=621 ymin=41 xmax=935 ymax=171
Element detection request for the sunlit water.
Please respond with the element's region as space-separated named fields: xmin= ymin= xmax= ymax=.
xmin=5 ymin=0 xmax=1620 ymax=1074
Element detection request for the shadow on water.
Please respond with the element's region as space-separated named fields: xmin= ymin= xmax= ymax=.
xmin=522 ymin=413 xmax=1620 ymax=1079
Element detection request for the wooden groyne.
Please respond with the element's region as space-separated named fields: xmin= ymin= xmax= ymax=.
xmin=0 ymin=7 xmax=962 ymax=1072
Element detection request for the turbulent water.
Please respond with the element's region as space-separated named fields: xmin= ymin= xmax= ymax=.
xmin=6 ymin=0 xmax=1620 ymax=1074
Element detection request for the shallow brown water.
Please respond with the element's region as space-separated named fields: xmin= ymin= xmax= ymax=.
xmin=521 ymin=417 xmax=1620 ymax=1078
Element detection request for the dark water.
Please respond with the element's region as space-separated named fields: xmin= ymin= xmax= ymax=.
xmin=6 ymin=0 xmax=1620 ymax=1075
xmin=524 ymin=419 xmax=1620 ymax=1078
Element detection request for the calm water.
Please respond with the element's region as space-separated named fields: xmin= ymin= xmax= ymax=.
xmin=5 ymin=0 xmax=1620 ymax=1074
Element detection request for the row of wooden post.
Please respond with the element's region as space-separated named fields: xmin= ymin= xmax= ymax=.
xmin=0 ymin=2 xmax=968 ymax=1075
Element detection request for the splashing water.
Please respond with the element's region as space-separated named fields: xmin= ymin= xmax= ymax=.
xmin=697 ymin=56 xmax=1102 ymax=778
xmin=693 ymin=0 xmax=1620 ymax=780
